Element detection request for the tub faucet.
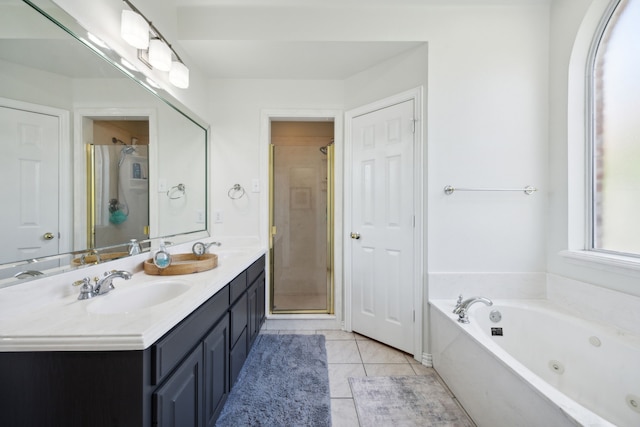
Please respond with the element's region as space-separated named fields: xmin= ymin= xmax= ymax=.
xmin=454 ymin=296 xmax=493 ymax=323
xmin=94 ymin=270 xmax=132 ymax=295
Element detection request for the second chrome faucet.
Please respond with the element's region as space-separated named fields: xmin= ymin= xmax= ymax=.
xmin=453 ymin=296 xmax=493 ymax=323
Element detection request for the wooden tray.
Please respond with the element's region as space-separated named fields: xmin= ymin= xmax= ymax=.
xmin=71 ymin=251 xmax=129 ymax=266
xmin=143 ymin=253 xmax=218 ymax=275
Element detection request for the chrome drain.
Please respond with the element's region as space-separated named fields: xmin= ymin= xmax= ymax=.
xmin=548 ymin=360 xmax=565 ymax=374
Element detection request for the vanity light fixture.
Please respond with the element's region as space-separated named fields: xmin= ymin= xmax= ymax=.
xmin=121 ymin=0 xmax=190 ymax=88
xmin=120 ymin=9 xmax=149 ymax=49
xmin=148 ymin=38 xmax=172 ymax=71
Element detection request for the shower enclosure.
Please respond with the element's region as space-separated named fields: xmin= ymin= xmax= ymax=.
xmin=88 ymin=120 xmax=149 ymax=249
xmin=270 ymin=121 xmax=334 ymax=314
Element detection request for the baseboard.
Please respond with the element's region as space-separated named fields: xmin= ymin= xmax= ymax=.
xmin=422 ymin=352 xmax=433 ymax=367
xmin=264 ymin=316 xmax=341 ymax=331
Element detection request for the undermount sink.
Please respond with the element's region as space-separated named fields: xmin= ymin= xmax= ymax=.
xmin=87 ymin=280 xmax=190 ymax=314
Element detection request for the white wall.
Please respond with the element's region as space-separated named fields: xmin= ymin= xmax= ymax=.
xmin=206 ymin=5 xmax=550 ymax=276
xmin=208 ymin=79 xmax=344 ymax=238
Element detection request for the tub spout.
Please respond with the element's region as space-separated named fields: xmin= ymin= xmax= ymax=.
xmin=455 ymin=296 xmax=493 ymax=323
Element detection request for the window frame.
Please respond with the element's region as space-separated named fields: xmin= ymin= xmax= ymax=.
xmin=560 ymin=0 xmax=640 ymax=277
xmin=586 ymin=0 xmax=640 ymax=260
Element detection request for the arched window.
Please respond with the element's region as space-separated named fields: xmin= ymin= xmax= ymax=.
xmin=589 ymin=0 xmax=640 ymax=256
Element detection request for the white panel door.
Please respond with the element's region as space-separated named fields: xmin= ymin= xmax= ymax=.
xmin=350 ymin=99 xmax=415 ymax=353
xmin=0 ymin=106 xmax=60 ymax=263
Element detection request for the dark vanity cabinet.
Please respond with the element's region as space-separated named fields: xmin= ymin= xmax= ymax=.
xmin=0 ymin=255 xmax=265 ymax=427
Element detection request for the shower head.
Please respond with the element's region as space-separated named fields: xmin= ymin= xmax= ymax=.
xmin=121 ymin=146 xmax=136 ymax=155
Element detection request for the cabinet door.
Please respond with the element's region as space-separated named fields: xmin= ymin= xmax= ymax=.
xmin=248 ymin=281 xmax=258 ymax=347
xmin=230 ymin=293 xmax=248 ymax=348
xmin=229 ymin=328 xmax=247 ymax=387
xmin=257 ymin=273 xmax=265 ymax=326
xmin=154 ymin=344 xmax=204 ymax=427
xmin=248 ymin=272 xmax=265 ymax=347
xmin=203 ymin=315 xmax=229 ymax=427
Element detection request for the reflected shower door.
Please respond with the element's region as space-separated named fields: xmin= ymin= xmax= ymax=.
xmin=272 ymin=144 xmax=330 ymax=313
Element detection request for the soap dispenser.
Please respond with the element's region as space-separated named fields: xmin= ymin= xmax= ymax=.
xmin=153 ymin=240 xmax=171 ymax=269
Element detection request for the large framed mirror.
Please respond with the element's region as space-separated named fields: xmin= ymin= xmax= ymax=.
xmin=0 ymin=0 xmax=209 ymax=287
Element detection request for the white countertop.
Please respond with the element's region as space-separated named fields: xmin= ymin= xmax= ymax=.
xmin=0 ymin=238 xmax=266 ymax=352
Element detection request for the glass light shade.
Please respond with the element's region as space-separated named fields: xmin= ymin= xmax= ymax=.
xmin=120 ymin=10 xmax=149 ymax=49
xmin=148 ymin=39 xmax=172 ymax=71
xmin=169 ymin=61 xmax=190 ymax=89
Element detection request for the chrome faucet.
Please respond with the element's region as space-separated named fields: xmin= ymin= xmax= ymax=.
xmin=192 ymin=241 xmax=222 ymax=256
xmin=74 ymin=270 xmax=132 ymax=300
xmin=453 ymin=296 xmax=493 ymax=323
xmin=13 ymin=270 xmax=44 ymax=279
xmin=80 ymin=249 xmax=102 ymax=265
xmin=94 ymin=270 xmax=132 ymax=295
xmin=128 ymin=239 xmax=141 ymax=255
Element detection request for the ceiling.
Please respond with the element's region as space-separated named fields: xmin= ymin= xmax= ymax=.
xmin=170 ymin=0 xmax=549 ymax=79
xmin=169 ymin=0 xmax=435 ymax=80
xmin=179 ymin=40 xmax=424 ymax=80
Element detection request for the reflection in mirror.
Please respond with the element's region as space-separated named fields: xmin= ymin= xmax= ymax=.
xmin=0 ymin=0 xmax=208 ymax=287
xmin=89 ymin=121 xmax=149 ymax=248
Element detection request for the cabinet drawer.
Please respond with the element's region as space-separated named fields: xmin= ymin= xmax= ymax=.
xmin=229 ymin=271 xmax=246 ymax=304
xmin=247 ymin=255 xmax=265 ymax=286
xmin=153 ymin=286 xmax=229 ymax=385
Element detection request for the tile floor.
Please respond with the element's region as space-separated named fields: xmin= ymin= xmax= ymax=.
xmin=261 ymin=329 xmax=475 ymax=427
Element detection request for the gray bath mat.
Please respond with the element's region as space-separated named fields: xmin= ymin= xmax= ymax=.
xmin=349 ymin=374 xmax=475 ymax=427
xmin=216 ymin=334 xmax=331 ymax=426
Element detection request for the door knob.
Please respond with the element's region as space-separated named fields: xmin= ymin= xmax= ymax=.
xmin=43 ymin=232 xmax=55 ymax=240
xmin=350 ymin=232 xmax=361 ymax=240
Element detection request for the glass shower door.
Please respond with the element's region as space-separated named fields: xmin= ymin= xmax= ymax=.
xmin=271 ymin=143 xmax=332 ymax=313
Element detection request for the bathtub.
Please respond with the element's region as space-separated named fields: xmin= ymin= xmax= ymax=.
xmin=430 ymin=299 xmax=640 ymax=427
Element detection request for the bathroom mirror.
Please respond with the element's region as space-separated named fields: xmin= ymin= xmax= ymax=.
xmin=0 ymin=0 xmax=208 ymax=286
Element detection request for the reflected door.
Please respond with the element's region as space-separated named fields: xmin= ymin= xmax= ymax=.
xmin=271 ymin=138 xmax=332 ymax=314
xmin=0 ymin=106 xmax=59 ymax=264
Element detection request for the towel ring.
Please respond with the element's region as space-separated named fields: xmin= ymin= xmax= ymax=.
xmin=167 ymin=183 xmax=186 ymax=200
xmin=228 ymin=184 xmax=246 ymax=200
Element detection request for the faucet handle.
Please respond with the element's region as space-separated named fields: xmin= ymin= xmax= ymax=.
xmin=73 ymin=277 xmax=95 ymax=300
xmin=453 ymin=294 xmax=464 ymax=313
xmin=72 ymin=277 xmax=90 ymax=287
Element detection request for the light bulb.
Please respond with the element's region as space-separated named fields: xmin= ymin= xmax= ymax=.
xmin=120 ymin=10 xmax=149 ymax=50
xmin=148 ymin=39 xmax=172 ymax=71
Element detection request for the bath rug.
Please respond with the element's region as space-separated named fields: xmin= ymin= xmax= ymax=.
xmin=215 ymin=334 xmax=331 ymax=427
xmin=349 ymin=374 xmax=475 ymax=427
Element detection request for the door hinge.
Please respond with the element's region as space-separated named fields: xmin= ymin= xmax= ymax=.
xmin=411 ymin=119 xmax=416 ymax=134
xmin=413 ymin=310 xmax=415 ymax=322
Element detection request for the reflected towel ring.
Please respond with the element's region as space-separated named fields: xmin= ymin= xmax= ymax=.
xmin=228 ymin=183 xmax=246 ymax=200
xmin=167 ymin=183 xmax=186 ymax=199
